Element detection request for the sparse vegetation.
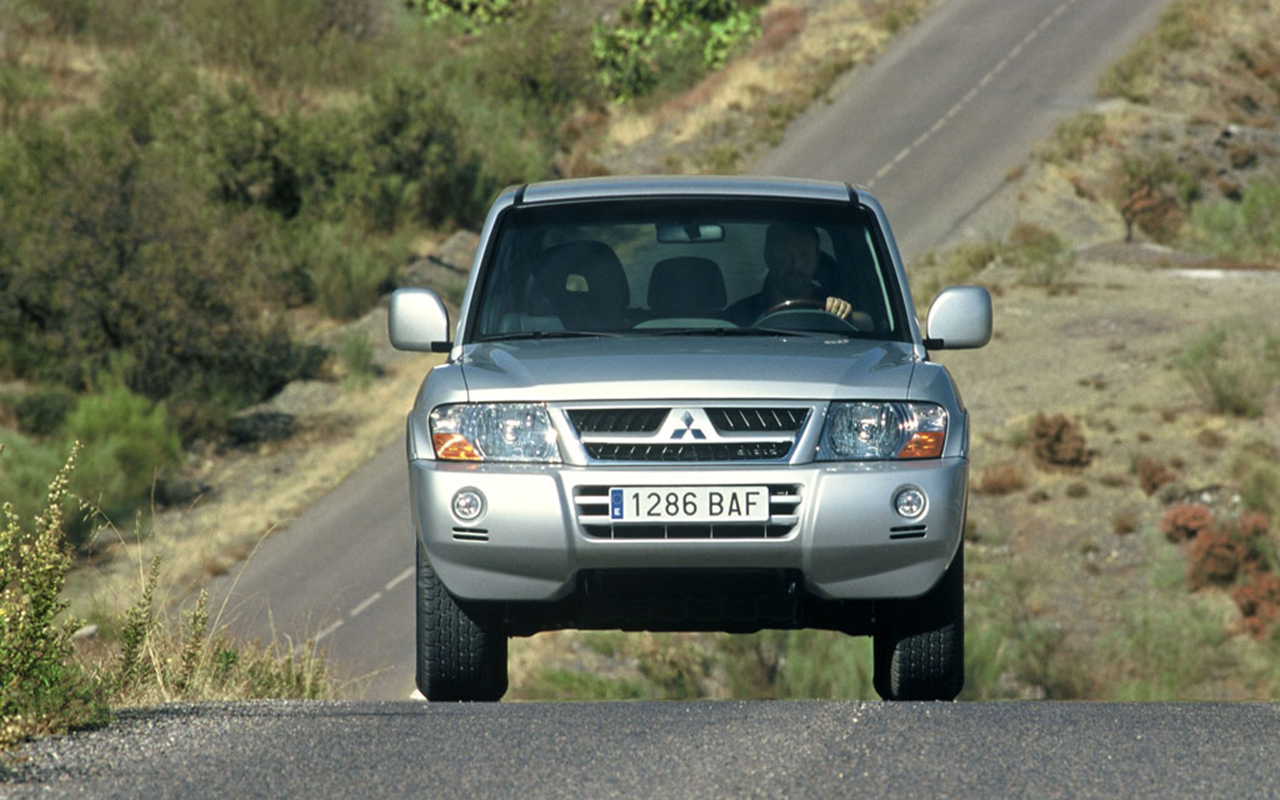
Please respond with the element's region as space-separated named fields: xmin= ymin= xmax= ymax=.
xmin=1 ymin=448 xmax=332 ymax=748
xmin=1176 ymin=322 xmax=1280 ymax=419
xmin=1186 ymin=179 xmax=1280 ymax=262
xmin=1039 ymin=112 xmax=1106 ymax=165
xmin=910 ymin=240 xmax=1001 ymax=309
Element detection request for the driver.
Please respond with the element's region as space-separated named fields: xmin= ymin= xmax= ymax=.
xmin=727 ymin=223 xmax=855 ymax=325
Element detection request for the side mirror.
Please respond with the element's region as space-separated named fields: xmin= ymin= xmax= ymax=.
xmin=388 ymin=288 xmax=451 ymax=352
xmin=924 ymin=286 xmax=991 ymax=350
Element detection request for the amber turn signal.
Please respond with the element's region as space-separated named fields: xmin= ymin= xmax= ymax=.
xmin=433 ymin=433 xmax=482 ymax=461
xmin=898 ymin=431 xmax=944 ymax=459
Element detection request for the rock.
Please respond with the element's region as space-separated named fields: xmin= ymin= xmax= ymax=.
xmin=71 ymin=624 xmax=99 ymax=642
xmin=154 ymin=475 xmax=211 ymax=508
xmin=225 ymin=411 xmax=296 ymax=448
xmin=399 ymin=230 xmax=479 ymax=290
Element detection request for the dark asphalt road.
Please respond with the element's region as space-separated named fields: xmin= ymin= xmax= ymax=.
xmin=6 ymin=701 xmax=1280 ymax=798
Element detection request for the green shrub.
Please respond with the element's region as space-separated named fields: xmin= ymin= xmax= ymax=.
xmin=591 ymin=0 xmax=764 ymax=102
xmin=0 ymin=106 xmax=318 ymax=426
xmin=719 ymin=630 xmax=875 ymax=699
xmin=1176 ymin=321 xmax=1280 ymax=418
xmin=13 ymin=387 xmax=76 ymax=437
xmin=338 ymin=329 xmax=376 ymax=390
xmin=1006 ymin=222 xmax=1072 ymax=288
xmin=910 ymin=239 xmax=1001 ymax=309
xmin=1187 ymin=179 xmax=1280 ymax=262
xmin=60 ymin=381 xmax=181 ymax=535
xmin=1234 ymin=446 xmax=1280 ymax=517
xmin=295 ymin=222 xmax=395 ymax=320
xmin=516 ymin=669 xmax=648 ymax=700
xmin=1 ymin=445 xmax=109 ymax=747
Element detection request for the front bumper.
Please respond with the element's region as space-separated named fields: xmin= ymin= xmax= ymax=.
xmin=409 ymin=458 xmax=967 ymax=603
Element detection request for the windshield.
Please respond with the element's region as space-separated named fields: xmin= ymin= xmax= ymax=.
xmin=468 ymin=198 xmax=911 ymax=343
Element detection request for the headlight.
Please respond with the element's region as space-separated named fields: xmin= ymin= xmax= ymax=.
xmin=818 ymin=402 xmax=947 ymax=461
xmin=429 ymin=403 xmax=561 ymax=463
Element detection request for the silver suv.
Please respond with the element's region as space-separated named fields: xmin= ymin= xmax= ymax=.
xmin=389 ymin=176 xmax=991 ymax=701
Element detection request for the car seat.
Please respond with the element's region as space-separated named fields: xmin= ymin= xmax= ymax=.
xmin=646 ymin=256 xmax=727 ymax=317
xmin=534 ymin=241 xmax=630 ymax=330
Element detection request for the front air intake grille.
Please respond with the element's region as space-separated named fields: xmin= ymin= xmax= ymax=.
xmin=706 ymin=407 xmax=809 ymax=433
xmin=575 ymin=484 xmax=802 ymax=540
xmin=585 ymin=441 xmax=792 ymax=462
xmin=568 ymin=408 xmax=669 ymax=434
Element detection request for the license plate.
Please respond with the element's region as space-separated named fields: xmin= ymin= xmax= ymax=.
xmin=609 ymin=486 xmax=769 ymax=523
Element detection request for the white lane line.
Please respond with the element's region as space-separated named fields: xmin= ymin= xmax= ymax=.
xmin=865 ymin=0 xmax=1082 ymax=189
xmin=314 ymin=619 xmax=344 ymax=643
xmin=386 ymin=567 xmax=414 ymax=592
xmin=350 ymin=591 xmax=383 ymax=618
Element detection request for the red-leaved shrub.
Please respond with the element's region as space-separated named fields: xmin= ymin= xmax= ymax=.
xmin=1187 ymin=530 xmax=1248 ymax=589
xmin=1160 ymin=503 xmax=1214 ymax=543
xmin=1232 ymin=571 xmax=1280 ymax=639
xmin=1137 ymin=456 xmax=1177 ymax=496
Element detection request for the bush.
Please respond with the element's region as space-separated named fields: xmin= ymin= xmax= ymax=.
xmin=1136 ymin=456 xmax=1177 ymax=496
xmin=719 ymin=630 xmax=874 ymax=699
xmin=1176 ymin=322 xmax=1280 ymax=418
xmin=1031 ymin=413 xmax=1091 ymax=469
xmin=591 ymin=0 xmax=764 ymax=102
xmin=1 ymin=446 xmax=109 ymax=747
xmin=13 ymin=387 xmax=76 ymax=436
xmin=295 ymin=222 xmax=396 ymax=320
xmin=1039 ymin=112 xmax=1105 ymax=165
xmin=1187 ymin=529 xmax=1247 ymax=589
xmin=910 ymin=239 xmax=1000 ymax=309
xmin=60 ymin=381 xmax=181 ymax=534
xmin=1161 ymin=503 xmax=1214 ymax=543
xmin=1005 ymin=223 xmax=1072 ymax=288
xmin=1186 ymin=179 xmax=1280 ymax=262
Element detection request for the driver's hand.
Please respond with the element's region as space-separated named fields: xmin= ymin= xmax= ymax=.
xmin=825 ymin=296 xmax=852 ymax=319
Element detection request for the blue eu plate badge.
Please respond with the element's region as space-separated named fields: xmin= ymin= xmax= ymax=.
xmin=610 ymin=488 xmax=625 ymax=520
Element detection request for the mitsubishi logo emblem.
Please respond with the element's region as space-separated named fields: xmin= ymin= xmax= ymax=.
xmin=671 ymin=411 xmax=706 ymax=440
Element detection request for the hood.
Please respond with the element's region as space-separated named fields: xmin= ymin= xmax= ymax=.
xmin=458 ymin=336 xmax=917 ymax=402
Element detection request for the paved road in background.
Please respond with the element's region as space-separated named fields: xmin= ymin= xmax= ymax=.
xmin=755 ymin=0 xmax=1168 ymax=260
xmin=206 ymin=0 xmax=1172 ymax=704
xmin=8 ymin=701 xmax=1279 ymax=797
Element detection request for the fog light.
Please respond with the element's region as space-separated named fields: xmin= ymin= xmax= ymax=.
xmin=452 ymin=489 xmax=485 ymax=522
xmin=895 ymin=488 xmax=926 ymax=518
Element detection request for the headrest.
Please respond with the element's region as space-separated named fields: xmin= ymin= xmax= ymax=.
xmin=536 ymin=241 xmax=629 ymax=309
xmin=647 ymin=256 xmax=727 ymax=316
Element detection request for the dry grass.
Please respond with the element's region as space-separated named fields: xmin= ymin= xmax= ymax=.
xmin=976 ymin=462 xmax=1029 ymax=496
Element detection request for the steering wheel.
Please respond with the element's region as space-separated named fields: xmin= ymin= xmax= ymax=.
xmin=759 ymin=298 xmax=826 ymax=316
xmin=754 ymin=298 xmax=862 ymax=332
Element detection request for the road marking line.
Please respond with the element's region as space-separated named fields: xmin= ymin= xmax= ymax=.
xmin=386 ymin=567 xmax=414 ymax=592
xmin=409 ymin=689 xmax=427 ymax=701
xmin=313 ymin=619 xmax=344 ymax=643
xmin=863 ymin=0 xmax=1082 ymax=189
xmin=350 ymin=591 xmax=383 ymax=618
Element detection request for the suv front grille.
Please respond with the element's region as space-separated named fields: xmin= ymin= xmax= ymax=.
xmin=574 ymin=484 xmax=802 ymax=540
xmin=706 ymin=407 xmax=808 ymax=433
xmin=568 ymin=408 xmax=669 ymax=434
xmin=584 ymin=441 xmax=793 ymax=462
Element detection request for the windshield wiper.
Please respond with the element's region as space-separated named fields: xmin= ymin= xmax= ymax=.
xmin=479 ymin=330 xmax=622 ymax=342
xmin=651 ymin=327 xmax=812 ymax=338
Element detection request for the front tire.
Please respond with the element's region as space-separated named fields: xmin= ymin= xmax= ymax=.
xmin=873 ymin=547 xmax=964 ymax=701
xmin=416 ymin=540 xmax=508 ymax=701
